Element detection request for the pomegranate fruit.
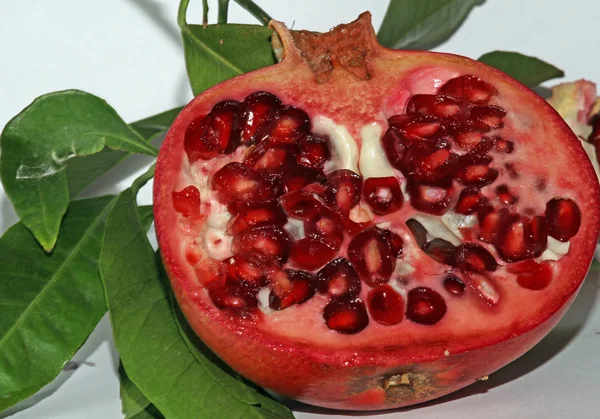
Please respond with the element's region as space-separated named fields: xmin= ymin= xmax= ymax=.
xmin=154 ymin=13 xmax=600 ymax=411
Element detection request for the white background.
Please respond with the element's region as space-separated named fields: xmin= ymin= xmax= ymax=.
xmin=1 ymin=0 xmax=600 ymax=418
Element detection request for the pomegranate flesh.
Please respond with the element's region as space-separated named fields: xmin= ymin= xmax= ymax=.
xmin=154 ymin=14 xmax=600 ymax=411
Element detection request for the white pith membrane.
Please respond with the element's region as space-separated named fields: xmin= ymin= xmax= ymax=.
xmin=169 ymin=75 xmax=585 ymax=346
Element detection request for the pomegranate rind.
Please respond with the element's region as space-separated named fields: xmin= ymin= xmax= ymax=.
xmin=155 ymin=12 xmax=600 ymax=411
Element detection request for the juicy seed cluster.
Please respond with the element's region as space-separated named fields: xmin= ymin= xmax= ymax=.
xmin=384 ymin=75 xmax=581 ymax=265
xmin=174 ymin=76 xmax=583 ymax=335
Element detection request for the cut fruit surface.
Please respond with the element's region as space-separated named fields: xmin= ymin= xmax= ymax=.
xmin=154 ymin=13 xmax=600 ymax=412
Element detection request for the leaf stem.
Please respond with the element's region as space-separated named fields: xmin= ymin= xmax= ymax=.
xmin=218 ymin=0 xmax=230 ymax=24
xmin=132 ymin=164 xmax=156 ymax=196
xmin=232 ymin=0 xmax=272 ymax=26
xmin=177 ymin=0 xmax=191 ymax=28
xmin=202 ymin=0 xmax=209 ymax=26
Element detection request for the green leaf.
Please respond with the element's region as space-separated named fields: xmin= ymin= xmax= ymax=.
xmin=377 ymin=0 xmax=483 ymax=50
xmin=589 ymin=259 xmax=600 ymax=272
xmin=100 ymin=188 xmax=294 ymax=419
xmin=478 ymin=51 xmax=565 ymax=86
xmin=0 ymin=90 xmax=159 ymax=251
xmin=181 ymin=24 xmax=276 ymax=96
xmin=138 ymin=205 xmax=154 ymax=232
xmin=66 ymin=107 xmax=181 ymax=197
xmin=0 ymin=196 xmax=116 ymax=412
xmin=119 ymin=363 xmax=165 ymax=419
xmin=170 ymin=293 xmax=259 ymax=405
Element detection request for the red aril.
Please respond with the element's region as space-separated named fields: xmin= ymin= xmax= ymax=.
xmin=172 ymin=185 xmax=201 ymax=218
xmin=367 ymin=285 xmax=405 ymax=325
xmin=362 ymin=176 xmax=403 ymax=215
xmin=154 ymin=13 xmax=600 ymax=411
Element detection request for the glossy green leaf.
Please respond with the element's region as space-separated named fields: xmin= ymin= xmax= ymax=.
xmin=378 ymin=0 xmax=483 ymax=50
xmin=100 ymin=187 xmax=294 ymax=418
xmin=119 ymin=364 xmax=165 ymax=419
xmin=590 ymin=259 xmax=600 ymax=272
xmin=182 ymin=24 xmax=275 ymax=96
xmin=171 ymin=293 xmax=259 ymax=405
xmin=0 ymin=196 xmax=117 ymax=412
xmin=0 ymin=90 xmax=159 ymax=251
xmin=178 ymin=0 xmax=274 ymax=96
xmin=478 ymin=51 xmax=565 ymax=86
xmin=67 ymin=107 xmax=182 ymax=197
xmin=138 ymin=205 xmax=154 ymax=233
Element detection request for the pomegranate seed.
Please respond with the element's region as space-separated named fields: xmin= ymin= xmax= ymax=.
xmin=304 ymin=209 xmax=344 ymax=249
xmin=381 ymin=129 xmax=440 ymax=174
xmin=362 ymin=177 xmax=403 ymax=215
xmin=269 ymin=269 xmax=316 ymax=310
xmin=406 ymin=179 xmax=454 ymax=215
xmin=406 ymin=94 xmax=469 ymax=119
xmin=411 ymin=148 xmax=458 ymax=184
xmin=382 ymin=230 xmax=404 ymax=257
xmin=445 ymin=117 xmax=490 ymax=136
xmin=494 ymin=214 xmax=545 ymax=262
xmin=381 ymin=128 xmax=408 ymax=170
xmin=530 ymin=215 xmax=548 ymax=257
xmin=367 ymin=285 xmax=405 ymax=326
xmin=281 ymin=169 xmax=325 ymax=193
xmin=260 ymin=105 xmax=310 ymax=144
xmin=470 ymin=105 xmax=506 ymax=129
xmin=209 ymin=279 xmax=258 ymax=312
xmin=184 ymin=101 xmax=241 ymax=161
xmin=478 ymin=208 xmax=507 ymax=243
xmin=239 ymin=92 xmax=281 ymax=145
xmin=455 ymin=243 xmax=497 ymax=272
xmin=347 ymin=227 xmax=396 ymax=287
xmin=324 ymin=169 xmax=363 ymax=214
xmin=296 ymin=135 xmax=330 ymax=169
xmin=225 ymin=255 xmax=267 ymax=288
xmin=467 ymin=136 xmax=495 ymax=156
xmin=172 ymin=185 xmax=201 ymax=218
xmin=423 ymin=239 xmax=456 ymax=266
xmin=323 ymin=298 xmax=369 ymax=334
xmin=455 ymin=131 xmax=486 ymax=150
xmin=406 ymin=287 xmax=447 ymax=325
xmin=462 ymin=271 xmax=500 ymax=305
xmin=279 ymin=189 xmax=327 ymax=222
xmin=454 ymin=187 xmax=488 ymax=214
xmin=406 ymin=219 xmax=427 ymax=248
xmin=438 ymin=75 xmax=498 ymax=104
xmin=232 ymin=226 xmax=291 ymax=265
xmin=456 ymin=155 xmax=498 ymax=186
xmin=508 ymin=260 xmax=553 ymax=290
xmin=496 ymin=184 xmax=517 ymax=205
xmin=289 ymin=238 xmax=336 ymax=270
xmin=212 ymin=163 xmax=273 ymax=206
xmin=316 ymin=257 xmax=361 ymax=297
xmin=389 ymin=115 xmax=444 ymax=139
xmin=494 ymin=137 xmax=514 ymax=153
xmin=545 ymin=198 xmax=581 ymax=242
xmin=443 ymin=275 xmax=466 ymax=295
xmin=245 ymin=141 xmax=294 ymax=172
xmin=227 ymin=201 xmax=286 ymax=235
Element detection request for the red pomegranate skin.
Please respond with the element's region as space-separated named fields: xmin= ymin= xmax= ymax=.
xmin=154 ymin=13 xmax=600 ymax=410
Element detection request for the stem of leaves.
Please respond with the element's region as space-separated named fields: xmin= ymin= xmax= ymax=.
xmin=177 ymin=0 xmax=191 ymax=28
xmin=233 ymin=0 xmax=272 ymax=26
xmin=203 ymin=0 xmax=209 ymax=26
xmin=218 ymin=0 xmax=230 ymax=24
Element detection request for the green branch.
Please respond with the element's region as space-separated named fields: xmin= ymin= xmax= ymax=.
xmin=233 ymin=0 xmax=272 ymax=26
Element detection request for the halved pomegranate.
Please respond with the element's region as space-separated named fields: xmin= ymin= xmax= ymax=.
xmin=154 ymin=14 xmax=600 ymax=411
